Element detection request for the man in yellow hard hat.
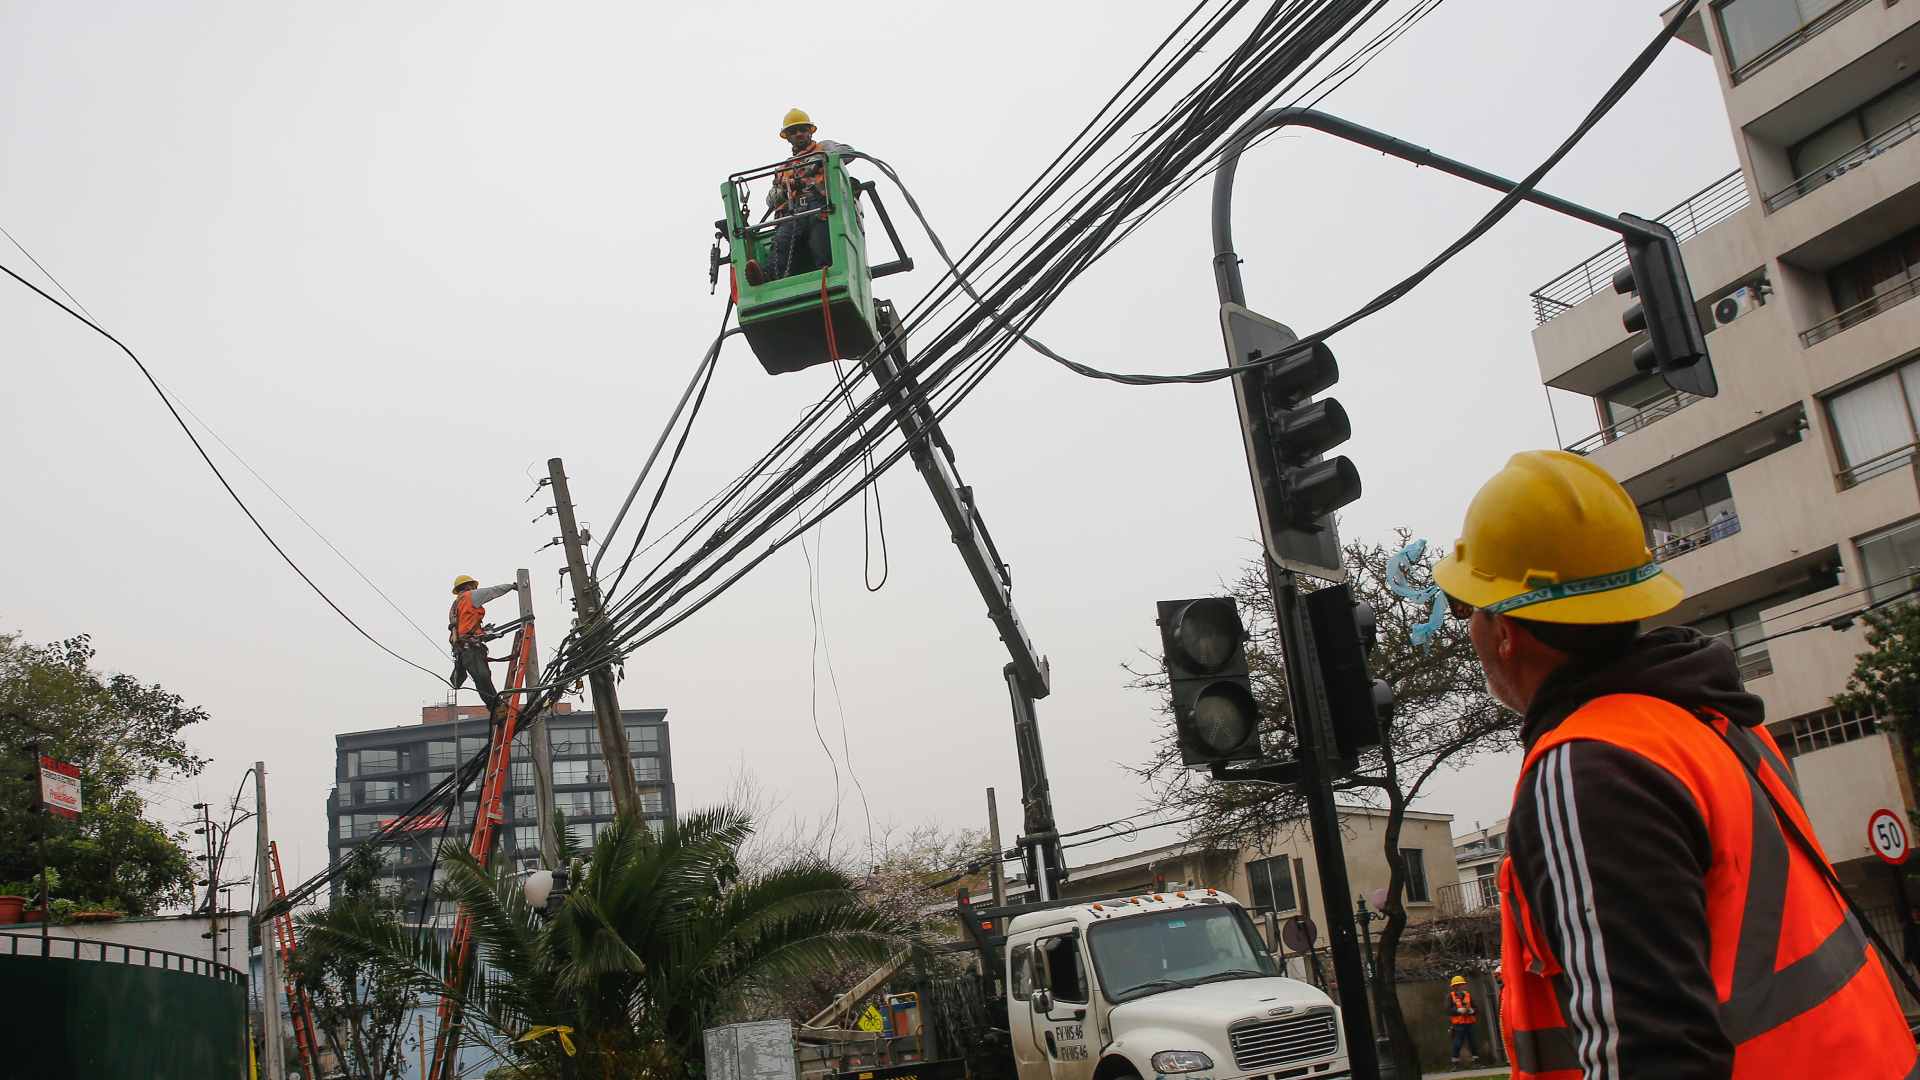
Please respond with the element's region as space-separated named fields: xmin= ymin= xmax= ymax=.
xmin=1445 ymin=975 xmax=1480 ymax=1068
xmin=1435 ymin=450 xmax=1913 ymax=1078
xmin=746 ymin=108 xmax=855 ymax=285
xmin=448 ymin=575 xmax=515 ymax=721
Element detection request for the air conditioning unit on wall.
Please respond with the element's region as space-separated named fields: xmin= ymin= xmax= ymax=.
xmin=1714 ymin=286 xmax=1762 ymax=327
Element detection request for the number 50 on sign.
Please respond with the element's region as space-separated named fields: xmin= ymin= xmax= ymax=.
xmin=1868 ymin=807 xmax=1908 ymax=866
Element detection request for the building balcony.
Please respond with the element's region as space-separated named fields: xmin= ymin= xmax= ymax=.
xmin=1766 ymin=108 xmax=1920 ymax=213
xmin=1529 ymin=169 xmax=1750 ymax=326
xmin=1652 ymin=512 xmax=1744 ymax=563
xmin=1803 ymin=274 xmax=1920 ymax=348
xmin=1720 ymin=0 xmax=1876 ymax=86
xmin=1565 ymin=390 xmax=1707 ymax=454
xmin=1435 ymin=876 xmax=1499 ymax=918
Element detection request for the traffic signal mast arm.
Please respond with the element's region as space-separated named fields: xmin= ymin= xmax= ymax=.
xmin=869 ymin=301 xmax=1066 ymax=900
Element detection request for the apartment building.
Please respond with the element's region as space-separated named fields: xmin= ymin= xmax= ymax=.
xmin=1529 ymin=0 xmax=1920 ymax=904
xmin=327 ymin=702 xmax=675 ymax=907
xmin=1450 ymin=819 xmax=1507 ymax=915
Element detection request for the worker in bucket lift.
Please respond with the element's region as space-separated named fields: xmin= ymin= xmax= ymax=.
xmin=745 ymin=108 xmax=853 ymax=285
xmin=448 ymin=575 xmax=514 ymax=723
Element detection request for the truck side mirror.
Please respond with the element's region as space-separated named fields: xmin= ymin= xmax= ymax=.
xmin=1031 ymin=988 xmax=1054 ymax=1015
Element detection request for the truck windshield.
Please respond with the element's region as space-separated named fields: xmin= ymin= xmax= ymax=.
xmin=1086 ymin=904 xmax=1278 ymax=1003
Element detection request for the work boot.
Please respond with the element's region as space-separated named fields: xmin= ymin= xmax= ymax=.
xmin=744 ymin=258 xmax=765 ymax=286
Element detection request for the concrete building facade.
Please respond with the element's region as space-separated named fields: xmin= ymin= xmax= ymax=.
xmin=327 ymin=703 xmax=675 ymax=908
xmin=1529 ymin=0 xmax=1920 ymax=903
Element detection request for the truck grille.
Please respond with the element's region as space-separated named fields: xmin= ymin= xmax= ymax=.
xmin=1227 ymin=1010 xmax=1339 ymax=1071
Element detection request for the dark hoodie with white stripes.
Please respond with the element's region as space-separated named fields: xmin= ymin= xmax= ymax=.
xmin=1507 ymin=626 xmax=1766 ymax=1079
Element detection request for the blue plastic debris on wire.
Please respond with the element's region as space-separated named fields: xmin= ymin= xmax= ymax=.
xmin=1387 ymin=539 xmax=1447 ymax=647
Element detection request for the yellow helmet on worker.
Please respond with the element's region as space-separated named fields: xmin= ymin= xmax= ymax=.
xmin=1451 ymin=975 xmax=1468 ymax=987
xmin=451 ymin=574 xmax=478 ymax=594
xmin=1433 ymin=450 xmax=1683 ymax=625
xmin=780 ymin=107 xmax=816 ymax=137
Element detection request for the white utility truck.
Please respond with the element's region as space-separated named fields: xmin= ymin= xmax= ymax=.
xmin=962 ymin=889 xmax=1350 ymax=1080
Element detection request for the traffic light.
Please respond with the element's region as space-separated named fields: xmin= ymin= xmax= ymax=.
xmin=1156 ymin=597 xmax=1263 ymax=769
xmin=1613 ymin=213 xmax=1715 ymax=397
xmin=1222 ymin=305 xmax=1360 ymax=581
xmin=1303 ymin=584 xmax=1393 ymax=763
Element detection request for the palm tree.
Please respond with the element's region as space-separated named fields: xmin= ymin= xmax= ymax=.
xmin=311 ymin=806 xmax=922 ymax=1080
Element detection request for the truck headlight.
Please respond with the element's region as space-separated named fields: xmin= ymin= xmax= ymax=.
xmin=1150 ymin=1051 xmax=1214 ymax=1073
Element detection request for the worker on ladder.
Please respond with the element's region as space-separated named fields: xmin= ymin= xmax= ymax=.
xmin=448 ymin=575 xmax=514 ymax=724
xmin=746 ymin=108 xmax=854 ymax=285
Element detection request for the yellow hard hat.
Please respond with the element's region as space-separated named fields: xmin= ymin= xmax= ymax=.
xmin=1433 ymin=450 xmax=1682 ymax=625
xmin=451 ymin=574 xmax=478 ymax=594
xmin=780 ymin=107 xmax=815 ymax=136
xmin=1451 ymin=975 xmax=1468 ymax=986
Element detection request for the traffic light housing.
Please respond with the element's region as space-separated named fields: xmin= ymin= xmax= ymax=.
xmin=1613 ymin=213 xmax=1715 ymax=397
xmin=1303 ymin=584 xmax=1393 ymax=763
xmin=1222 ymin=305 xmax=1359 ymax=582
xmin=1157 ymin=597 xmax=1263 ymax=769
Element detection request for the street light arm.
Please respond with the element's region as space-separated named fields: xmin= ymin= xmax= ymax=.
xmin=1210 ymin=107 xmax=1666 ymax=307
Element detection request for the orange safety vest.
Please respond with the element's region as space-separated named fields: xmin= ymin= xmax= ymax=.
xmin=448 ymin=591 xmax=487 ymax=647
xmin=775 ymin=142 xmax=829 ymax=207
xmin=1499 ymin=694 xmax=1916 ymax=1078
xmin=1450 ymin=989 xmax=1476 ymax=1025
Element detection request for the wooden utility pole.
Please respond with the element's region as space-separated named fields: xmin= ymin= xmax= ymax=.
xmin=547 ymin=458 xmax=641 ymax=816
xmin=253 ymin=762 xmax=287 ymax=1080
xmin=985 ymin=787 xmax=1007 ymax=907
xmin=520 ymin=568 xmax=562 ymax=868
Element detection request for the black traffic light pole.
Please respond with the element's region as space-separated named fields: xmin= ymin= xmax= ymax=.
xmin=1210 ymin=107 xmax=1715 ymax=1080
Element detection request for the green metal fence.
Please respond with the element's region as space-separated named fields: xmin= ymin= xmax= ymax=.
xmin=0 ymin=932 xmax=248 ymax=1078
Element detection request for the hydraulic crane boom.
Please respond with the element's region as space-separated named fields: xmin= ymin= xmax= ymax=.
xmin=870 ymin=300 xmax=1066 ymax=900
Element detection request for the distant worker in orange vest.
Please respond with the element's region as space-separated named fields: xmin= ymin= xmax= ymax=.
xmin=448 ymin=575 xmax=514 ymax=723
xmin=1434 ymin=450 xmax=1916 ymax=1079
xmin=1447 ymin=975 xmax=1482 ymax=1068
xmin=745 ymin=108 xmax=854 ymax=285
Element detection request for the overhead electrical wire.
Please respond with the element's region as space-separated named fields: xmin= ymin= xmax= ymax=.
xmin=536 ymin=0 xmax=1442 ymax=699
xmin=0 ymin=260 xmax=453 ymax=686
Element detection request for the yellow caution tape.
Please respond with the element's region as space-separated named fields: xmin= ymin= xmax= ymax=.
xmin=517 ymin=1024 xmax=578 ymax=1056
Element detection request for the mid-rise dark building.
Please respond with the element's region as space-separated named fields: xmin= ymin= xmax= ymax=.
xmin=327 ymin=703 xmax=674 ymax=905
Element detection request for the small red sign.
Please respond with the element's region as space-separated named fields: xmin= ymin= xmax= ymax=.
xmin=38 ymin=755 xmax=81 ymax=819
xmin=1868 ymin=808 xmax=1909 ymax=866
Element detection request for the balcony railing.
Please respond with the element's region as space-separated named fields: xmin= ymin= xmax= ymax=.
xmin=1529 ymin=170 xmax=1748 ymax=325
xmin=1802 ymin=275 xmax=1920 ymax=346
xmin=1838 ymin=441 xmax=1920 ymax=488
xmin=0 ymin=930 xmax=246 ymax=984
xmin=1651 ymin=513 xmax=1742 ymax=562
xmin=1565 ymin=390 xmax=1705 ymax=454
xmin=1436 ymin=876 xmax=1500 ymax=918
xmin=1724 ymin=0 xmax=1874 ymax=84
xmin=1766 ymin=109 xmax=1920 ymax=212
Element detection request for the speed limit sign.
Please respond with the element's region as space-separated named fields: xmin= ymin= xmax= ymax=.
xmin=1868 ymin=808 xmax=1909 ymax=865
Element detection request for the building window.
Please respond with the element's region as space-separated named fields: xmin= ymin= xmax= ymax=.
xmin=625 ymin=724 xmax=662 ymax=754
xmin=1859 ymin=521 xmax=1920 ymax=603
xmin=1715 ymin=0 xmax=1858 ymax=74
xmin=1827 ymin=360 xmax=1920 ymax=485
xmin=1784 ymin=707 xmax=1880 ymax=756
xmin=336 ymin=785 xmax=353 ymax=809
xmin=632 ymin=756 xmax=662 ymax=781
xmin=1689 ymin=597 xmax=1783 ymax=680
xmin=425 ymin=740 xmax=456 ymax=768
xmin=1828 ymin=228 xmax=1920 ymax=322
xmin=1245 ymin=855 xmax=1298 ymax=913
xmin=1400 ymin=849 xmax=1430 ymax=903
xmin=510 ymin=761 xmax=533 ymax=786
xmin=1642 ymin=474 xmax=1739 ymax=557
xmin=1600 ymin=373 xmax=1674 ymax=429
xmin=348 ymin=749 xmax=402 ymax=776
xmin=1787 ymin=75 xmax=1920 ymax=183
xmin=553 ymin=727 xmax=600 ymax=757
xmin=554 ymin=759 xmax=606 ymax=786
xmin=513 ymin=826 xmax=540 ymax=854
xmin=639 ymin=791 xmax=664 ymax=814
xmin=1010 ymin=944 xmax=1032 ymax=999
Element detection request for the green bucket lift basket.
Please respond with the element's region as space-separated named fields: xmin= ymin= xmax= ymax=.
xmin=716 ymin=152 xmax=914 ymax=375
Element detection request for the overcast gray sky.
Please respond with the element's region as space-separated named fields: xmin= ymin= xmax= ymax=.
xmin=1 ymin=1 xmax=1734 ymax=890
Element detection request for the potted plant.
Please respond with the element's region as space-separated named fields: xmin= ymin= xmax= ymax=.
xmin=0 ymin=883 xmax=30 ymax=925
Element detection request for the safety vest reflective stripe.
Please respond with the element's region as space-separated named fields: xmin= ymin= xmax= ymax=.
xmin=777 ymin=145 xmax=828 ymax=204
xmin=1511 ymin=1028 xmax=1580 ymax=1075
xmin=1499 ymin=694 xmax=1914 ymax=1078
